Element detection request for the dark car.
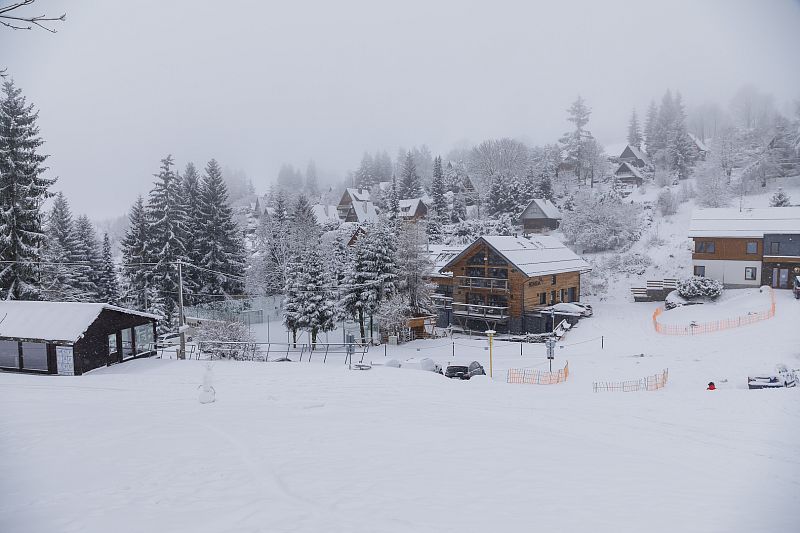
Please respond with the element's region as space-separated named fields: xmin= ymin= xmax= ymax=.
xmin=445 ymin=361 xmax=486 ymax=380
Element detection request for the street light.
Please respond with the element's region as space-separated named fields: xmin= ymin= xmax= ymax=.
xmin=485 ymin=329 xmax=496 ymax=378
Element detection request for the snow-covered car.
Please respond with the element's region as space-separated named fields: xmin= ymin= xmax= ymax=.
xmin=747 ymin=365 xmax=797 ymax=389
xmin=445 ymin=361 xmax=485 ymax=380
xmin=558 ymin=302 xmax=593 ymax=317
xmin=155 ymin=333 xmax=181 ymax=348
xmin=664 ymin=290 xmax=704 ymax=310
xmin=402 ymin=357 xmax=442 ymax=373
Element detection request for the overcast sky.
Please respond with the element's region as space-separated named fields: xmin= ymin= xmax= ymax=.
xmin=3 ymin=0 xmax=800 ymax=218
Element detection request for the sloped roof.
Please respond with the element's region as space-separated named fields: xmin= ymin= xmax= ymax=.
xmin=345 ymin=188 xmax=371 ymax=203
xmin=688 ymin=207 xmax=800 ymax=238
xmin=620 ymin=145 xmax=651 ymax=165
xmin=0 ymin=302 xmax=159 ymax=343
xmin=350 ymin=200 xmax=379 ymax=223
xmin=311 ymin=204 xmax=341 ymax=224
xmin=442 ymin=235 xmax=591 ymax=277
xmin=398 ymin=198 xmax=426 ymax=218
xmin=521 ymin=198 xmax=562 ymax=221
xmin=687 ymin=133 xmax=709 ymax=153
xmin=427 ymin=244 xmax=465 ymax=276
xmin=615 ymin=161 xmax=645 ymax=180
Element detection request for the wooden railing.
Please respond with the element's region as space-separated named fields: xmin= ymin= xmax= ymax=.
xmin=431 ymin=294 xmax=453 ymax=309
xmin=456 ymin=276 xmax=509 ymax=291
xmin=452 ymin=302 xmax=509 ymax=320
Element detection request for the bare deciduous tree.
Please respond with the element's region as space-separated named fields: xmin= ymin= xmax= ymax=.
xmin=0 ymin=0 xmax=65 ymax=33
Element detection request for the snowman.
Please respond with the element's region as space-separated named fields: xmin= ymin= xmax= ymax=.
xmin=198 ymin=364 xmax=216 ymax=404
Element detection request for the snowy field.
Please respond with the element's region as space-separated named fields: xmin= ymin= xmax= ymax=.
xmin=1 ymin=291 xmax=799 ymax=532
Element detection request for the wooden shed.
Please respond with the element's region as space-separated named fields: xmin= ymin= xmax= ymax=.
xmin=519 ymin=198 xmax=562 ymax=233
xmin=0 ymin=302 xmax=159 ymax=375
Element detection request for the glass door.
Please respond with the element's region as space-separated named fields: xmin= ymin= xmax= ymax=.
xmin=779 ymin=268 xmax=789 ymax=288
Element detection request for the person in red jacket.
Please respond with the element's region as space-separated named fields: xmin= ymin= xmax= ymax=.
xmin=707 ymin=382 xmax=716 ymax=390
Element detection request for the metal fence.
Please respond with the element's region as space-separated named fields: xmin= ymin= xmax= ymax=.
xmin=593 ymin=369 xmax=669 ymax=392
xmin=652 ymin=288 xmax=775 ymax=335
xmin=195 ymin=341 xmax=369 ymax=364
xmin=506 ymin=361 xmax=569 ymax=384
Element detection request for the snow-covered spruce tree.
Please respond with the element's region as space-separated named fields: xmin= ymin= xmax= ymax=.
xmin=399 ymin=151 xmax=422 ymax=198
xmin=73 ymin=214 xmax=102 ymax=300
xmin=643 ymin=100 xmax=659 ymax=154
xmin=355 ymin=152 xmax=376 ymax=190
xmin=770 ymin=188 xmax=792 ymax=207
xmin=450 ymin=191 xmax=467 ymax=223
xmin=180 ymin=162 xmax=203 ymax=301
xmin=305 ymin=160 xmax=319 ymax=198
xmin=388 ymin=174 xmax=400 ymax=220
xmin=0 ymin=79 xmax=55 ymax=300
xmin=560 ymin=191 xmax=643 ymax=252
xmin=559 ymin=95 xmax=594 ymax=185
xmin=290 ymin=193 xmax=320 ymax=246
xmin=40 ymin=193 xmax=83 ymax=301
xmin=394 ymin=222 xmax=434 ymax=316
xmin=656 ymin=188 xmax=679 ymax=216
xmin=120 ymin=196 xmax=151 ymax=310
xmin=146 ymin=155 xmax=188 ymax=329
xmin=627 ymin=108 xmax=643 ymax=149
xmin=197 ymin=159 xmax=245 ymax=296
xmin=428 ymin=155 xmax=448 ymax=243
xmin=282 ymin=251 xmax=303 ymax=346
xmin=487 ymin=175 xmax=520 ymax=217
xmin=97 ymin=233 xmax=120 ymax=304
xmin=668 ymin=93 xmax=696 ymax=180
xmin=296 ymin=247 xmax=336 ymax=346
xmin=533 ymin=173 xmax=554 ymax=201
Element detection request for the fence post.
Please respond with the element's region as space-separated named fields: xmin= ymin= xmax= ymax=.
xmin=601 ymin=335 xmax=604 ymax=349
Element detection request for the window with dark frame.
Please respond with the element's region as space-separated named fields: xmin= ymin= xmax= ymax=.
xmin=0 ymin=340 xmax=20 ymax=368
xmin=744 ymin=267 xmax=757 ymax=281
xmin=695 ymin=241 xmax=715 ymax=253
xmin=551 ymin=274 xmax=557 ymax=285
xmin=539 ymin=292 xmax=547 ymax=305
xmin=746 ymin=241 xmax=758 ymax=254
xmin=694 ymin=265 xmax=706 ymax=277
xmin=770 ymin=242 xmax=780 ymax=255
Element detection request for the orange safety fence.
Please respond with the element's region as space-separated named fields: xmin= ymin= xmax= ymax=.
xmin=593 ymin=369 xmax=669 ymax=392
xmin=507 ymin=361 xmax=569 ymax=384
xmin=652 ymin=288 xmax=775 ymax=335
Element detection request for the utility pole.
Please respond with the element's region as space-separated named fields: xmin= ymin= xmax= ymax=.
xmin=178 ymin=261 xmax=186 ymax=360
xmin=485 ymin=329 xmax=495 ymax=378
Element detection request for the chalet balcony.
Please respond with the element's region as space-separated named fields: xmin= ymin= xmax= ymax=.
xmin=451 ymin=302 xmax=509 ymax=322
xmin=455 ymin=276 xmax=509 ymax=292
xmin=431 ymin=294 xmax=453 ymax=309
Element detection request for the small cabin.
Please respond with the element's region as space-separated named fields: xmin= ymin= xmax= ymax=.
xmin=0 ymin=302 xmax=159 ymax=376
xmin=688 ymin=133 xmax=709 ymax=161
xmin=618 ymin=145 xmax=651 ymax=168
xmin=337 ymin=188 xmax=372 ymax=220
xmin=519 ymin=198 xmax=562 ymax=233
xmin=614 ymin=161 xmax=645 ymax=188
xmin=398 ymin=198 xmax=428 ymax=221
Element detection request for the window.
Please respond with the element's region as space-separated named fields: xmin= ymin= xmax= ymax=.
xmin=466 ymin=267 xmax=483 ymax=278
xmin=567 ymin=287 xmax=577 ymax=302
xmin=560 ymin=288 xmax=566 ymax=302
xmin=694 ymin=265 xmax=706 ymax=277
xmin=486 ymin=249 xmax=505 ymax=265
xmin=467 ymin=251 xmax=485 ymax=265
xmin=488 ymin=295 xmax=507 ymax=308
xmin=551 ymin=275 xmax=557 ymax=285
xmin=695 ymin=241 xmax=715 ymax=253
xmin=21 ymin=342 xmax=48 ymax=371
xmin=467 ymin=293 xmax=484 ymax=306
xmin=121 ymin=329 xmax=135 ymax=360
xmin=487 ymin=267 xmax=508 ymax=279
xmin=539 ymin=292 xmax=547 ymax=305
xmin=550 ymin=290 xmax=556 ymax=305
xmin=108 ymin=334 xmax=117 ymax=355
xmin=0 ymin=340 xmax=19 ymax=368
xmin=744 ymin=267 xmax=757 ymax=281
xmin=135 ymin=324 xmax=155 ymax=354
xmin=746 ymin=241 xmax=758 ymax=254
xmin=770 ymin=242 xmax=780 ymax=255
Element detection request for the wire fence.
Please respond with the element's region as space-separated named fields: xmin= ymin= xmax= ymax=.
xmin=593 ymin=369 xmax=669 ymax=392
xmin=652 ymin=288 xmax=776 ymax=335
xmin=194 ymin=341 xmax=370 ymax=364
xmin=506 ymin=361 xmax=569 ymax=385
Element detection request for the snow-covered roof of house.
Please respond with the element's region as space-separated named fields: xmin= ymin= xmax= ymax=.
xmin=350 ymin=200 xmax=379 ymax=223
xmin=688 ymin=133 xmax=709 ymax=153
xmin=311 ymin=204 xmax=341 ymax=225
xmin=0 ymin=301 xmax=160 ymax=343
xmin=426 ymin=244 xmax=465 ymax=276
xmin=521 ymin=198 xmax=561 ymax=221
xmin=442 ymin=235 xmax=591 ymax=277
xmin=621 ymin=145 xmax=650 ymax=165
xmin=688 ymin=207 xmax=800 ymax=238
xmin=398 ymin=198 xmax=426 ymax=218
xmin=345 ymin=188 xmax=371 ymax=203
xmin=615 ymin=161 xmax=645 ymax=180
xmin=377 ymin=181 xmax=392 ymax=192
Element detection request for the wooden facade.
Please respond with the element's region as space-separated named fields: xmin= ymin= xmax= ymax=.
xmin=692 ymin=237 xmax=763 ymax=262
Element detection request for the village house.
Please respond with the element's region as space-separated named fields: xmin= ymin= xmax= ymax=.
xmin=337 ymin=188 xmax=373 ymax=219
xmin=688 ymin=207 xmax=800 ymax=288
xmin=618 ymin=144 xmax=651 ymax=168
xmin=430 ymin=235 xmax=591 ymax=334
xmin=310 ymin=204 xmax=341 ymax=226
xmin=398 ymin=198 xmax=428 ymax=221
xmin=519 ymin=198 xmax=562 ymax=233
xmin=614 ymin=161 xmax=645 ymax=189
xmin=0 ymin=302 xmax=159 ymax=376
xmin=688 ymin=133 xmax=709 ymax=161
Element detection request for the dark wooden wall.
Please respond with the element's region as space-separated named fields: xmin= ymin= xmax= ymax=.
xmin=73 ymin=309 xmax=156 ymax=375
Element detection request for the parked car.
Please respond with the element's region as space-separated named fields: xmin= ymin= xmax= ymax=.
xmin=445 ymin=361 xmax=485 ymax=380
xmin=155 ymin=332 xmax=181 ymax=348
xmin=563 ymin=302 xmax=593 ymax=317
xmin=793 ymin=276 xmax=800 ymax=299
xmin=748 ymin=365 xmax=797 ymax=389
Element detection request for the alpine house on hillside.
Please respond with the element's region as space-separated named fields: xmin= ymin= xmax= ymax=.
xmin=431 ymin=235 xmax=591 ymax=334
xmin=688 ymin=207 xmax=800 ymax=288
xmin=0 ymin=302 xmax=159 ymax=376
xmin=519 ymin=198 xmax=562 ymax=233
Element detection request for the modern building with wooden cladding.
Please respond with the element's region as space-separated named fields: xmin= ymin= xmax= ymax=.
xmin=0 ymin=302 xmax=158 ymax=376
xmin=688 ymin=207 xmax=800 ymax=288
xmin=429 ymin=235 xmax=591 ymax=334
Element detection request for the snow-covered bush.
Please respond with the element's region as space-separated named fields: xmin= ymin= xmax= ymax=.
xmin=560 ymin=192 xmax=643 ymax=252
xmin=581 ymin=261 xmax=609 ymax=297
xmin=196 ymin=320 xmax=256 ymax=359
xmin=606 ymin=252 xmax=652 ymax=276
xmin=695 ymin=160 xmax=731 ymax=207
xmin=678 ymin=181 xmax=695 ymax=202
xmin=442 ymin=215 xmax=515 ymax=246
xmin=677 ymin=276 xmax=723 ymax=300
xmin=376 ymin=293 xmax=412 ymax=337
xmin=770 ymin=188 xmax=792 ymax=207
xmin=656 ymin=188 xmax=678 ymax=216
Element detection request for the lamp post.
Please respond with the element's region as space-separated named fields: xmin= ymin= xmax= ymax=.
xmin=485 ymin=329 xmax=496 ymax=378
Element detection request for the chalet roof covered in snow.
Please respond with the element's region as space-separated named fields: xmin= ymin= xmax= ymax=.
xmin=619 ymin=145 xmax=650 ymax=165
xmin=349 ymin=200 xmax=379 ymax=223
xmin=688 ymin=207 xmax=800 ymax=238
xmin=520 ymin=198 xmax=562 ymax=221
xmin=0 ymin=302 xmax=160 ymax=343
xmin=442 ymin=235 xmax=591 ymax=277
xmin=398 ymin=198 xmax=426 ymax=218
xmin=344 ymin=188 xmax=371 ymax=203
xmin=310 ymin=204 xmax=340 ymax=225
xmin=688 ymin=133 xmax=709 ymax=153
xmin=426 ymin=244 xmax=465 ymax=276
xmin=615 ymin=161 xmax=645 ymax=180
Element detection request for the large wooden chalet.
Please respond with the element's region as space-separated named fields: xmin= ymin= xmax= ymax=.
xmin=431 ymin=236 xmax=591 ymax=334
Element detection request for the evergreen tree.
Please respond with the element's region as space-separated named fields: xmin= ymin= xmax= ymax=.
xmin=305 ymin=160 xmax=319 ymax=198
xmin=290 ymin=193 xmax=320 ymax=247
xmin=0 ymin=79 xmax=55 ymax=300
xmin=73 ymin=214 xmax=102 ymax=300
xmin=146 ymin=155 xmax=188 ymax=328
xmin=559 ymin=95 xmax=594 ymax=185
xmin=282 ymin=250 xmax=303 ymax=346
xmin=533 ymin=173 xmax=554 ymax=201
xmin=770 ymin=188 xmax=792 ymax=207
xmin=643 ymin=100 xmax=659 ymax=153
xmin=374 ymin=151 xmax=393 ymax=183
xmin=121 ymin=196 xmax=151 ymax=310
xmin=41 ymin=193 xmax=82 ymax=301
xmin=293 ymin=247 xmax=336 ymax=346
xmin=395 ymin=222 xmax=434 ymax=315
xmin=451 ymin=191 xmax=467 ymax=223
xmin=355 ymin=152 xmax=375 ymax=189
xmin=428 ymin=156 xmax=448 ymax=243
xmin=487 ymin=176 xmax=519 ymax=216
xmin=627 ymin=108 xmax=643 ymax=149
xmin=97 ymin=233 xmax=120 ymax=304
xmin=399 ymin=152 xmax=422 ymax=198
xmin=180 ymin=162 xmax=203 ymax=299
xmin=388 ymin=174 xmax=400 ymax=219
xmin=197 ymin=159 xmax=245 ymax=296
xmin=668 ymin=92 xmax=696 ymax=179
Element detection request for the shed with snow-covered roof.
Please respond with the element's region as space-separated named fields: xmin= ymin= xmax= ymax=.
xmin=432 ymin=235 xmax=591 ymax=334
xmin=618 ymin=145 xmax=651 ymax=168
xmin=0 ymin=302 xmax=159 ymax=375
xmin=519 ymin=198 xmax=562 ymax=233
